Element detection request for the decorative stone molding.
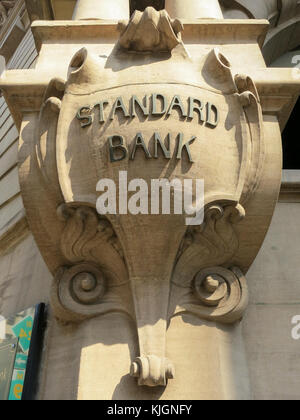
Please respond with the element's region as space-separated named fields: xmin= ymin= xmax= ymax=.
xmin=51 ymin=204 xmax=131 ymax=322
xmin=117 ymin=7 xmax=183 ymax=52
xmin=170 ymin=205 xmax=248 ymax=325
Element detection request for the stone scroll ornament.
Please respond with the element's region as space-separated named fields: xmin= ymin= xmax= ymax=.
xmin=28 ymin=8 xmax=265 ymax=387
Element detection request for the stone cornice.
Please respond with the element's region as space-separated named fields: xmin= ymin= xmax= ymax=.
xmin=3 ymin=18 xmax=300 ymax=132
xmin=1 ymin=65 xmax=299 ymax=133
xmin=30 ymin=19 xmax=270 ymax=52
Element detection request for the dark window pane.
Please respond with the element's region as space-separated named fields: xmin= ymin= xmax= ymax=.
xmin=282 ymin=97 xmax=300 ymax=169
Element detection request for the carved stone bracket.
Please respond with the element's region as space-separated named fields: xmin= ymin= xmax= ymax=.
xmin=117 ymin=6 xmax=184 ymax=52
xmin=40 ymin=44 xmax=260 ymax=387
xmin=51 ymin=201 xmax=249 ymax=385
xmin=10 ymin=7 xmax=282 ymax=391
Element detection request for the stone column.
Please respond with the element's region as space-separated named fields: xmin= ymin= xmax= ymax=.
xmin=72 ymin=0 xmax=129 ymax=20
xmin=165 ymin=0 xmax=223 ymax=19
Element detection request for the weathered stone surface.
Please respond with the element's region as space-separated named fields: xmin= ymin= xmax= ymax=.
xmin=7 ymin=7 xmax=279 ymax=392
xmin=0 ymin=0 xmax=299 ymax=400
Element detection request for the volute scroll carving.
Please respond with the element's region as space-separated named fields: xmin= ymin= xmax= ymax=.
xmin=168 ymin=203 xmax=248 ymax=325
xmin=172 ymin=266 xmax=248 ymax=325
xmin=51 ymin=205 xmax=133 ymax=323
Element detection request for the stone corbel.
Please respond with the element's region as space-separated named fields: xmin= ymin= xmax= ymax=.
xmin=47 ymin=43 xmax=262 ymax=388
xmin=0 ymin=6 xmax=287 ymax=393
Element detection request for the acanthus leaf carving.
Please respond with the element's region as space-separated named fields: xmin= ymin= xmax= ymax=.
xmin=51 ymin=205 xmax=133 ymax=323
xmin=169 ymin=203 xmax=248 ymax=324
xmin=57 ymin=204 xmax=126 ymax=283
xmin=173 ymin=203 xmax=246 ymax=288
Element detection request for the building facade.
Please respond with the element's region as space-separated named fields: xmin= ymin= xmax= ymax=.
xmin=0 ymin=0 xmax=299 ymax=400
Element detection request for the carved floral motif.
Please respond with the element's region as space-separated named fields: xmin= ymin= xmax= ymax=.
xmin=118 ymin=7 xmax=184 ymax=52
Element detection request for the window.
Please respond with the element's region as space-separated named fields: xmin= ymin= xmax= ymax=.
xmin=269 ymin=47 xmax=300 ymax=170
xmin=282 ymin=97 xmax=300 ymax=169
